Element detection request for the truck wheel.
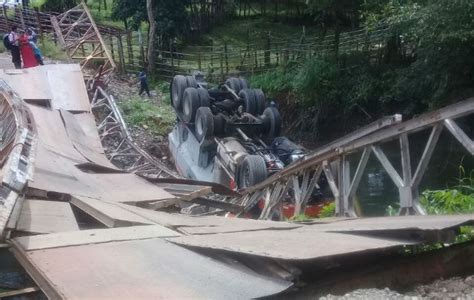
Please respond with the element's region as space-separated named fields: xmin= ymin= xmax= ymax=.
xmin=253 ymin=89 xmax=266 ymax=115
xmin=238 ymin=155 xmax=268 ymax=189
xmin=186 ymin=75 xmax=198 ymax=88
xmin=197 ymin=87 xmax=210 ymax=107
xmin=262 ymin=107 xmax=282 ymax=142
xmin=182 ymin=87 xmax=200 ymax=124
xmin=239 ymin=78 xmax=250 ymax=90
xmin=225 ymin=77 xmax=242 ymax=93
xmin=171 ymin=75 xmax=187 ymax=109
xmin=195 ymin=107 xmax=214 ymax=141
xmin=239 ymin=89 xmax=257 ymax=115
xmin=214 ymin=113 xmax=226 ymax=136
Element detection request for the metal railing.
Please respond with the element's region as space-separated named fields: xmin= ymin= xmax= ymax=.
xmin=232 ymin=98 xmax=474 ymax=219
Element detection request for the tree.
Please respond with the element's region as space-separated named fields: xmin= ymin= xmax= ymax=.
xmin=146 ymin=0 xmax=156 ymax=75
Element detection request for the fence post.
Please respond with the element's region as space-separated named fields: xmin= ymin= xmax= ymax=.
xmin=169 ymin=39 xmax=174 ymax=74
xmin=224 ymin=41 xmax=229 ymax=74
xmin=220 ymin=49 xmax=224 ymax=81
xmin=17 ymin=7 xmax=25 ymax=28
xmin=127 ymin=31 xmax=133 ymax=67
xmin=264 ymin=31 xmax=271 ymax=67
xmin=3 ymin=6 xmax=9 ymax=28
xmin=117 ymin=34 xmax=125 ymax=74
xmin=34 ymin=8 xmax=43 ymax=37
xmin=109 ymin=35 xmax=115 ymax=62
xmin=198 ymin=49 xmax=202 ymax=71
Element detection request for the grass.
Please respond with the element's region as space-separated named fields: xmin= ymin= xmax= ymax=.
xmin=187 ymin=16 xmax=324 ymax=49
xmin=39 ymin=36 xmax=68 ymax=60
xmin=118 ymin=96 xmax=175 ymax=136
xmin=87 ymin=0 xmax=125 ymax=29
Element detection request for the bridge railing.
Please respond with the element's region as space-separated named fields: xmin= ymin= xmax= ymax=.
xmin=232 ymin=98 xmax=474 ymax=219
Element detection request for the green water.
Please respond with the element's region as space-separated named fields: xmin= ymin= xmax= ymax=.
xmin=352 ymin=127 xmax=474 ymax=216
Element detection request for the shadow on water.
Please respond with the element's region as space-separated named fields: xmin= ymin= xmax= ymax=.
xmin=352 ymin=116 xmax=474 ymax=216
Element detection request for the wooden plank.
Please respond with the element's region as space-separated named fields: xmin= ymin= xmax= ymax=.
xmin=47 ymin=69 xmax=91 ymax=112
xmin=0 ymin=287 xmax=40 ymax=298
xmin=71 ymin=196 xmax=154 ymax=227
xmin=13 ymin=225 xmax=181 ymax=251
xmin=72 ymin=113 xmax=104 ymax=154
xmin=16 ymin=200 xmax=79 ymax=234
xmin=11 ymin=238 xmax=290 ymax=299
xmin=119 ymin=204 xmax=299 ymax=234
xmin=153 ymin=183 xmax=212 ymax=200
xmin=168 ymin=229 xmax=415 ymax=261
xmin=60 ymin=109 xmax=118 ymax=170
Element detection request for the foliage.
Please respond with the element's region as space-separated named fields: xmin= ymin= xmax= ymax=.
xmin=421 ymin=168 xmax=474 ymax=215
xmin=118 ymin=97 xmax=175 ymax=136
xmin=39 ymin=0 xmax=77 ymax=11
xmin=319 ymin=202 xmax=336 ymax=218
xmin=39 ymin=36 xmax=68 ymax=60
xmin=111 ymin=0 xmax=189 ymax=41
xmin=251 ymin=0 xmax=474 ymax=138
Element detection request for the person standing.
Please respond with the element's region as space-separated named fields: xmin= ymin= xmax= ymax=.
xmin=18 ymin=31 xmax=38 ymax=68
xmin=6 ymin=26 xmax=21 ymax=69
xmin=138 ymin=70 xmax=150 ymax=97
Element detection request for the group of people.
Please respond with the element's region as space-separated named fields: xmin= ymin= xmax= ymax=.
xmin=4 ymin=25 xmax=44 ymax=69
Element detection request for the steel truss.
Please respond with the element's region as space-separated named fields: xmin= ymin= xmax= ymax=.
xmin=234 ymin=98 xmax=474 ymax=219
xmin=90 ymin=87 xmax=178 ymax=179
xmin=51 ymin=2 xmax=116 ymax=85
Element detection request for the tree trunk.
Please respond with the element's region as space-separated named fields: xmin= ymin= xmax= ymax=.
xmin=146 ymin=0 xmax=156 ymax=75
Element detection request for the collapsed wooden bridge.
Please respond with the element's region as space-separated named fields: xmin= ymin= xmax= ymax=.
xmin=0 ymin=3 xmax=473 ymax=299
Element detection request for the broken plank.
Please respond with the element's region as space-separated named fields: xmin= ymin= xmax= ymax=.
xmin=16 ymin=200 xmax=79 ymax=234
xmin=71 ymin=196 xmax=154 ymax=228
xmin=13 ymin=225 xmax=181 ymax=251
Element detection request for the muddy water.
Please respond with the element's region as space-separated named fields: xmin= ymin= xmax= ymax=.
xmin=352 ymin=126 xmax=474 ymax=216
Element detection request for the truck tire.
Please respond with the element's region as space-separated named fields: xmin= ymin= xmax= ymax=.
xmin=182 ymin=87 xmax=200 ymax=124
xmin=171 ymin=75 xmax=187 ymax=109
xmin=239 ymin=89 xmax=257 ymax=115
xmin=186 ymin=75 xmax=198 ymax=88
xmin=225 ymin=77 xmax=241 ymax=93
xmin=253 ymin=89 xmax=266 ymax=115
xmin=195 ymin=107 xmax=214 ymax=141
xmin=197 ymin=87 xmax=210 ymax=107
xmin=214 ymin=113 xmax=226 ymax=136
xmin=239 ymin=78 xmax=249 ymax=90
xmin=238 ymin=155 xmax=268 ymax=189
xmin=262 ymin=107 xmax=282 ymax=142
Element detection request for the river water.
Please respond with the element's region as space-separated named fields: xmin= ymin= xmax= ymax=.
xmin=353 ymin=125 xmax=474 ymax=216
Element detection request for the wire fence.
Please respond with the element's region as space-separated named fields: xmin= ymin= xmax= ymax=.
xmin=0 ymin=5 xmax=391 ymax=81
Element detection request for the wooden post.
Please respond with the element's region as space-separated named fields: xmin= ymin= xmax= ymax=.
xmin=224 ymin=42 xmax=229 ymax=74
xmin=34 ymin=8 xmax=43 ymax=36
xmin=169 ymin=39 xmax=174 ymax=73
xmin=264 ymin=31 xmax=271 ymax=67
xmin=117 ymin=34 xmax=125 ymax=73
xmin=198 ymin=49 xmax=202 ymax=71
xmin=126 ymin=31 xmax=133 ymax=66
xmin=17 ymin=7 xmax=25 ymax=29
xmin=109 ymin=35 xmax=115 ymax=62
xmin=220 ymin=50 xmax=224 ymax=81
xmin=2 ymin=6 xmax=9 ymax=28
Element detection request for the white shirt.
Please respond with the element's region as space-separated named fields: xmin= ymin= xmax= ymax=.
xmin=8 ymin=31 xmax=18 ymax=47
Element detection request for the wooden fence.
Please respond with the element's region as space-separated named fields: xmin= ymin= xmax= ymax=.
xmin=108 ymin=24 xmax=390 ymax=80
xmin=0 ymin=5 xmax=391 ymax=81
